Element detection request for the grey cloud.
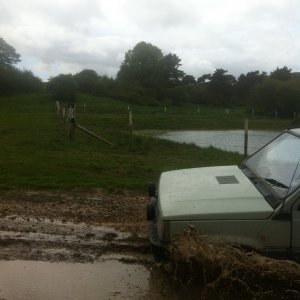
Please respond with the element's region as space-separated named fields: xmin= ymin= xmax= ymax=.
xmin=1 ymin=0 xmax=299 ymax=80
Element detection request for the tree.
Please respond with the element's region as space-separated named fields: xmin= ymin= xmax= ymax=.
xmin=249 ymin=78 xmax=300 ymax=117
xmin=95 ymin=75 xmax=116 ymax=98
xmin=237 ymin=71 xmax=267 ymax=101
xmin=117 ymin=41 xmax=164 ymax=87
xmin=0 ymin=37 xmax=21 ymax=67
xmin=197 ymin=74 xmax=211 ymax=84
xmin=270 ymin=66 xmax=292 ymax=81
xmin=74 ymin=69 xmax=98 ymax=94
xmin=162 ymin=53 xmax=184 ymax=86
xmin=0 ymin=66 xmax=43 ymax=95
xmin=182 ymin=74 xmax=196 ymax=86
xmin=47 ymin=74 xmax=77 ymax=103
xmin=206 ymin=69 xmax=236 ymax=106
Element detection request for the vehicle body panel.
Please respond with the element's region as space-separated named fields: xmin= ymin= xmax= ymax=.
xmin=159 ymin=166 xmax=273 ymax=220
xmin=170 ymin=219 xmax=290 ymax=250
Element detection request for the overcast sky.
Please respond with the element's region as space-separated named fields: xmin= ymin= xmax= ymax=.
xmin=1 ymin=0 xmax=299 ymax=81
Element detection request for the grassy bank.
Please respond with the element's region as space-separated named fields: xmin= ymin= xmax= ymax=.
xmin=0 ymin=93 xmax=292 ymax=190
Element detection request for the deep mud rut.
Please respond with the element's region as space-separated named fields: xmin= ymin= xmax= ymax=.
xmin=0 ymin=190 xmax=299 ymax=299
xmin=0 ymin=190 xmax=191 ymax=299
xmin=0 ymin=189 xmax=152 ymax=262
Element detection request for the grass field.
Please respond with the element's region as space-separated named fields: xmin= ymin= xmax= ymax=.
xmin=0 ymin=93 xmax=293 ymax=191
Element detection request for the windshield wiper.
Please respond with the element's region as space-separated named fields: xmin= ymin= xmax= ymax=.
xmin=241 ymin=167 xmax=290 ymax=190
xmin=263 ymin=178 xmax=289 ymax=189
xmin=249 ymin=176 xmax=289 ymax=189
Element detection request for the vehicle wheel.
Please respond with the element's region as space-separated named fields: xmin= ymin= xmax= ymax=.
xmin=147 ymin=200 xmax=156 ymax=221
xmin=152 ymin=244 xmax=168 ymax=262
xmin=148 ymin=182 xmax=156 ymax=197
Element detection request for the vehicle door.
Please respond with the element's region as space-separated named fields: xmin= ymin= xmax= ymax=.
xmin=291 ymin=194 xmax=300 ymax=261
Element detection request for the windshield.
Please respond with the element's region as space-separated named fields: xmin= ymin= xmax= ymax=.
xmin=245 ymin=132 xmax=300 ymax=198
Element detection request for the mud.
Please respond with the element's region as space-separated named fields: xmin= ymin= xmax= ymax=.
xmin=0 ymin=190 xmax=299 ymax=299
xmin=167 ymin=227 xmax=300 ymax=299
xmin=0 ymin=189 xmax=150 ymax=263
xmin=0 ymin=189 xmax=147 ymax=234
xmin=0 ymin=216 xmax=150 ymax=263
xmin=0 ymin=258 xmax=150 ymax=300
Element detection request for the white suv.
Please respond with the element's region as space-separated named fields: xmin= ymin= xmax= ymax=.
xmin=147 ymin=128 xmax=300 ymax=261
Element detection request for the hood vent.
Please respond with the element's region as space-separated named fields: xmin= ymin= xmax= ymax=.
xmin=216 ymin=175 xmax=239 ymax=185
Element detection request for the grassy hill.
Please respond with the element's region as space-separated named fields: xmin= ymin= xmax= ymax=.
xmin=0 ymin=93 xmax=292 ymax=190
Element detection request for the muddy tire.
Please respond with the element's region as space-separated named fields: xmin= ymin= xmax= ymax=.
xmin=148 ymin=183 xmax=156 ymax=197
xmin=152 ymin=244 xmax=168 ymax=262
xmin=147 ymin=201 xmax=155 ymax=221
xmin=147 ymin=197 xmax=157 ymax=221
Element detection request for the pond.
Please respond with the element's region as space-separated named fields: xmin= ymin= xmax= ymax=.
xmin=158 ymin=130 xmax=279 ymax=155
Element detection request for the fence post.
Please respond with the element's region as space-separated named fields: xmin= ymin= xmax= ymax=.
xmin=68 ymin=104 xmax=76 ymax=140
xmin=62 ymin=107 xmax=66 ymax=120
xmin=56 ymin=101 xmax=60 ymax=116
xmin=244 ymin=119 xmax=248 ymax=158
xmin=129 ymin=109 xmax=133 ymax=145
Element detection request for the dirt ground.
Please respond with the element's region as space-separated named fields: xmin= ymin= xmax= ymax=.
xmin=0 ymin=189 xmax=150 ymax=262
xmin=0 ymin=189 xmax=299 ymax=299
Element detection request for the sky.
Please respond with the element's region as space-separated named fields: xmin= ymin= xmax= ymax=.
xmin=1 ymin=0 xmax=300 ymax=81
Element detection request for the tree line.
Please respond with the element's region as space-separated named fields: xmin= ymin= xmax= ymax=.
xmin=0 ymin=37 xmax=43 ymax=95
xmin=1 ymin=37 xmax=299 ymax=118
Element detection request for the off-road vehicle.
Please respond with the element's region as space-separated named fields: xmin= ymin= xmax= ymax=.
xmin=147 ymin=128 xmax=300 ymax=261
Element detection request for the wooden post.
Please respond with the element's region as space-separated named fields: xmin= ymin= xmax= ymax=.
xmin=62 ymin=107 xmax=66 ymax=120
xmin=84 ymin=103 xmax=86 ymax=113
xmin=68 ymin=104 xmax=75 ymax=141
xmin=198 ymin=107 xmax=200 ymax=113
xmin=244 ymin=119 xmax=248 ymax=158
xmin=164 ymin=106 xmax=167 ymax=113
xmin=56 ymin=101 xmax=60 ymax=116
xmin=129 ymin=110 xmax=133 ymax=145
xmin=76 ymin=124 xmax=113 ymax=146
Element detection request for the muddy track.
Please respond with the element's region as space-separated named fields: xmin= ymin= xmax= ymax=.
xmin=0 ymin=190 xmax=152 ymax=263
xmin=0 ymin=217 xmax=152 ymax=263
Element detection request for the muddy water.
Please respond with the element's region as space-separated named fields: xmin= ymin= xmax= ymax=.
xmin=0 ymin=257 xmax=150 ymax=300
xmin=0 ymin=217 xmax=155 ymax=299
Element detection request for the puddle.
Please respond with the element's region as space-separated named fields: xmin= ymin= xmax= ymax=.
xmin=0 ymin=258 xmax=150 ymax=300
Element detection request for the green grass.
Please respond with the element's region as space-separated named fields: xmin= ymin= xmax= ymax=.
xmin=0 ymin=93 xmax=292 ymax=191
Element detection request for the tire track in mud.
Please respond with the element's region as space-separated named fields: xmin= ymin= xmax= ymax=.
xmin=0 ymin=217 xmax=152 ymax=263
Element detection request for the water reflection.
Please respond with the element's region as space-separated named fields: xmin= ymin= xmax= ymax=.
xmin=0 ymin=259 xmax=149 ymax=300
xmin=159 ymin=130 xmax=279 ymax=155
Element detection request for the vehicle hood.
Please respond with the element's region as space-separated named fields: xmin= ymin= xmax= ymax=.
xmin=158 ymin=166 xmax=273 ymax=220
